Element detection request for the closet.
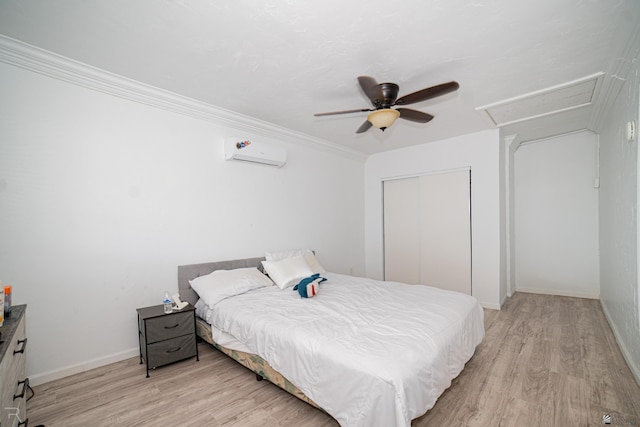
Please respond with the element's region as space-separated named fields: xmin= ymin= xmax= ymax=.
xmin=383 ymin=169 xmax=472 ymax=294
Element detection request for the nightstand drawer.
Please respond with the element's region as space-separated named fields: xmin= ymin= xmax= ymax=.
xmin=145 ymin=311 xmax=193 ymax=343
xmin=146 ymin=334 xmax=197 ymax=369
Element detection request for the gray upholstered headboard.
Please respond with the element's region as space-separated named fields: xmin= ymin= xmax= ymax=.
xmin=178 ymin=256 xmax=265 ymax=306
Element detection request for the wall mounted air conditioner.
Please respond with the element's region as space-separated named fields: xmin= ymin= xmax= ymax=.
xmin=224 ymin=138 xmax=287 ymax=167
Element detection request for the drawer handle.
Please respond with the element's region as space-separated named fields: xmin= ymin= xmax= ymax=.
xmin=14 ymin=378 xmax=29 ymax=400
xmin=167 ymin=346 xmax=182 ymax=354
xmin=164 ymin=323 xmax=180 ymax=329
xmin=18 ymin=418 xmax=29 ymax=427
xmin=14 ymin=338 xmax=27 ymax=355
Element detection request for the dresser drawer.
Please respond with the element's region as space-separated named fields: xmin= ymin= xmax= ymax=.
xmin=0 ymin=310 xmax=26 ymax=377
xmin=1 ymin=362 xmax=27 ymax=427
xmin=144 ymin=310 xmax=194 ymax=343
xmin=146 ymin=333 xmax=197 ymax=369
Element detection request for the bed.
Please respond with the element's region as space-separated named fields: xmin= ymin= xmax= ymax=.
xmin=178 ymin=252 xmax=484 ymax=427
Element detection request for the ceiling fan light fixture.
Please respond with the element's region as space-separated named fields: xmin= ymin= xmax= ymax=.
xmin=368 ymin=108 xmax=400 ymax=131
xmin=315 ymin=77 xmax=459 ymax=133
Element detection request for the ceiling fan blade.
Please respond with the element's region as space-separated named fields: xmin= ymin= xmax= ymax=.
xmin=358 ymin=76 xmax=383 ymax=105
xmin=314 ymin=108 xmax=372 ymax=116
xmin=394 ymin=81 xmax=459 ymax=106
xmin=397 ymin=108 xmax=434 ymax=123
xmin=356 ymin=120 xmax=373 ymax=133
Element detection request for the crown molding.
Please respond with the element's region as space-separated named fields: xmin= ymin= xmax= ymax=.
xmin=0 ymin=34 xmax=366 ymax=161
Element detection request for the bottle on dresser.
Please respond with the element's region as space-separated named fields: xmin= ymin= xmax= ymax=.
xmin=0 ymin=280 xmax=3 ymax=327
xmin=4 ymin=285 xmax=11 ymax=318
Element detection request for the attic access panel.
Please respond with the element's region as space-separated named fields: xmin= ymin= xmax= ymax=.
xmin=477 ymin=73 xmax=604 ymax=127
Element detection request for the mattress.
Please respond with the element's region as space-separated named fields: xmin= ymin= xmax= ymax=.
xmin=197 ymin=272 xmax=484 ymax=427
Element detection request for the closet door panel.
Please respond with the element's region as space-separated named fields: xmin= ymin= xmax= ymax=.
xmin=383 ymin=177 xmax=420 ymax=284
xmin=418 ymin=171 xmax=471 ymax=294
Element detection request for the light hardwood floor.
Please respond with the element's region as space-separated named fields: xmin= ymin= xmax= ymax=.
xmin=28 ymin=292 xmax=640 ymax=426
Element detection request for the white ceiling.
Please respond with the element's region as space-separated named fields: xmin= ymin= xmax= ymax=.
xmin=1 ymin=0 xmax=639 ymax=156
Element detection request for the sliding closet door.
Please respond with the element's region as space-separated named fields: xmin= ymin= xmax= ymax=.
xmin=383 ymin=177 xmax=421 ymax=284
xmin=418 ymin=170 xmax=471 ymax=294
xmin=383 ymin=170 xmax=471 ymax=295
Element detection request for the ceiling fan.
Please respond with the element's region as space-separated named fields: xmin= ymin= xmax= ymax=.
xmin=314 ymin=76 xmax=459 ymax=133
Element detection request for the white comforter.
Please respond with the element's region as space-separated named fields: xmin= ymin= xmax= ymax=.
xmin=208 ymin=272 xmax=484 ymax=427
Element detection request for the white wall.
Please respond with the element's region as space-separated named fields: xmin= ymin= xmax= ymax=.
xmin=0 ymin=60 xmax=365 ymax=384
xmin=513 ymin=131 xmax=600 ymax=298
xmin=598 ymin=48 xmax=640 ymax=382
xmin=364 ymin=129 xmax=503 ymax=309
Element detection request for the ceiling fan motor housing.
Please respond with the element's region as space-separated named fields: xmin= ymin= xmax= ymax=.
xmin=376 ymin=83 xmax=399 ymax=109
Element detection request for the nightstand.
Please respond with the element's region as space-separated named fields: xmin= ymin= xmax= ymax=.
xmin=137 ymin=303 xmax=199 ymax=377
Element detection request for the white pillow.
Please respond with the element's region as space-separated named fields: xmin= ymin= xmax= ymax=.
xmin=265 ymin=248 xmax=326 ymax=274
xmin=189 ymin=267 xmax=273 ymax=307
xmin=262 ymin=255 xmax=315 ymax=289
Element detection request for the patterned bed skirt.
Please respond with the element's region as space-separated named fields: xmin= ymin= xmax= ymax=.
xmin=195 ymin=318 xmax=321 ymax=409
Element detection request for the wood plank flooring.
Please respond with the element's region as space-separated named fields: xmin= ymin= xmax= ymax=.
xmin=28 ymin=292 xmax=640 ymax=426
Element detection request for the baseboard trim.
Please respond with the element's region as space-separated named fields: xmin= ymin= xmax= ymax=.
xmin=478 ymin=300 xmax=502 ymax=310
xmin=29 ymin=347 xmax=139 ymax=386
xmin=514 ymin=287 xmax=600 ymax=300
xmin=600 ymin=301 xmax=640 ymax=387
